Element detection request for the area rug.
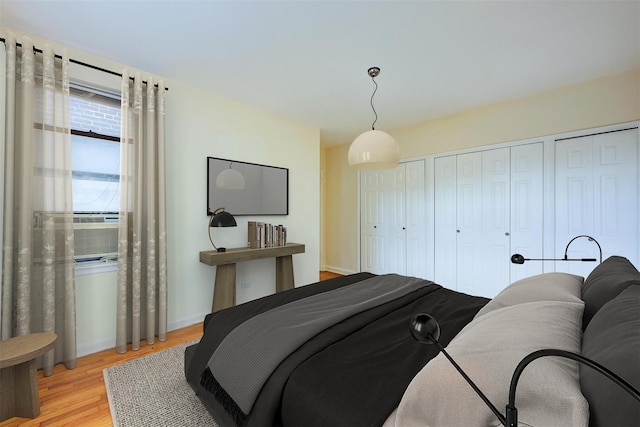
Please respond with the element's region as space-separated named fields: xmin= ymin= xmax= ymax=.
xmin=103 ymin=341 xmax=218 ymax=427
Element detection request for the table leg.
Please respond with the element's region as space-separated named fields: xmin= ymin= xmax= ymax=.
xmin=212 ymin=263 xmax=236 ymax=312
xmin=0 ymin=359 xmax=40 ymax=421
xmin=275 ymin=255 xmax=295 ymax=292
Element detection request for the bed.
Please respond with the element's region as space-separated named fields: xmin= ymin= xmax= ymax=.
xmin=185 ymin=256 xmax=640 ymax=427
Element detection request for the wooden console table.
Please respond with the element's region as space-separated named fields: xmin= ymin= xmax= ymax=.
xmin=0 ymin=332 xmax=57 ymax=421
xmin=200 ymin=242 xmax=305 ymax=312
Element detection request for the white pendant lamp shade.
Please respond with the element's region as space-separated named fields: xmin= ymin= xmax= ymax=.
xmin=348 ymin=130 xmax=400 ymax=170
xmin=216 ymin=167 xmax=245 ymax=189
xmin=348 ymin=66 xmax=400 ymax=170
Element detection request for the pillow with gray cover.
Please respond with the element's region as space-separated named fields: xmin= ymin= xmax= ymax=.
xmin=395 ymin=300 xmax=588 ymax=427
xmin=581 ymin=285 xmax=640 ymax=427
xmin=474 ymin=272 xmax=583 ymax=319
xmin=581 ymin=256 xmax=640 ymax=329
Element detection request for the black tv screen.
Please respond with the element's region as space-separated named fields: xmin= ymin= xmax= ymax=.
xmin=207 ymin=157 xmax=289 ymax=216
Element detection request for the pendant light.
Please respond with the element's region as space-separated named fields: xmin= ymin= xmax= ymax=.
xmin=348 ymin=67 xmax=400 ymax=170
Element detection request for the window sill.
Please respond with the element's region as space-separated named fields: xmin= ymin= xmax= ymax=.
xmin=75 ymin=260 xmax=118 ymax=276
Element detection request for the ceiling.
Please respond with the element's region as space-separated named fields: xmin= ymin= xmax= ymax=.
xmin=1 ymin=1 xmax=639 ymax=146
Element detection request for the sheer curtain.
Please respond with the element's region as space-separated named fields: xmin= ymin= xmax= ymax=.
xmin=116 ymin=70 xmax=167 ymax=353
xmin=1 ymin=34 xmax=77 ymax=374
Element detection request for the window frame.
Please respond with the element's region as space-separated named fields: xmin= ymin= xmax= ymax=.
xmin=67 ymin=83 xmax=122 ymax=273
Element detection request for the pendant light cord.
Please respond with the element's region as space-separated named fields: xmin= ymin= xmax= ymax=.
xmin=370 ymin=76 xmax=378 ymax=130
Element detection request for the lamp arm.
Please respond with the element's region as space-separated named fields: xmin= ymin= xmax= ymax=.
xmin=506 ymin=349 xmax=640 ymax=427
xmin=431 ymin=336 xmax=507 ymax=426
xmin=563 ymin=235 xmax=603 ymax=263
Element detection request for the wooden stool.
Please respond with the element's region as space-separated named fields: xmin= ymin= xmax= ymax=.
xmin=0 ymin=332 xmax=57 ymax=421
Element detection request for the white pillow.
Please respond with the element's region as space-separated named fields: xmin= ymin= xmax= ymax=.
xmin=474 ymin=272 xmax=584 ymax=319
xmin=395 ymin=300 xmax=588 ymax=427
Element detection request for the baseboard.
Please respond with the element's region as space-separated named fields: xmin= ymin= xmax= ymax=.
xmin=76 ymin=313 xmax=207 ymax=358
xmin=322 ymin=265 xmax=357 ymax=276
xmin=168 ymin=313 xmax=206 ymax=331
xmin=77 ymin=336 xmax=116 ymax=358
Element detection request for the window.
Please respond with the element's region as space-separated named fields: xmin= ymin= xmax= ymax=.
xmin=69 ymin=85 xmax=121 ymax=266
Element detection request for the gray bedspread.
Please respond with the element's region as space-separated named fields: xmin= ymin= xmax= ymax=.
xmin=207 ymin=274 xmax=427 ymax=414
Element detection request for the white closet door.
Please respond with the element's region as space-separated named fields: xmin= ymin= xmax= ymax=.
xmin=434 ymin=145 xmax=543 ymax=297
xmin=360 ymin=170 xmax=385 ymax=274
xmin=556 ymin=128 xmax=639 ymax=276
xmin=510 ymin=143 xmax=544 ymax=283
xmin=481 ymin=148 xmax=511 ymax=297
xmin=361 ymin=162 xmax=426 ymax=276
xmin=405 ymin=160 xmax=426 ymax=278
xmin=456 ymin=152 xmax=483 ymax=295
xmin=434 ymin=156 xmax=457 ymax=288
xmin=385 ymin=165 xmax=407 ymax=275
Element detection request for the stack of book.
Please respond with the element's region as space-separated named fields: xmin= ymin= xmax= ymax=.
xmin=248 ymin=221 xmax=287 ymax=249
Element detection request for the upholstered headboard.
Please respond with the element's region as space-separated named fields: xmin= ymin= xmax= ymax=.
xmin=580 ymin=256 xmax=640 ymax=427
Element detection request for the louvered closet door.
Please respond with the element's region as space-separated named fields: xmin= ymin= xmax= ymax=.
xmin=555 ymin=128 xmax=639 ymax=276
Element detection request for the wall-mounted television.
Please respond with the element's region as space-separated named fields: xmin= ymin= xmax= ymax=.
xmin=207 ymin=157 xmax=289 ymax=216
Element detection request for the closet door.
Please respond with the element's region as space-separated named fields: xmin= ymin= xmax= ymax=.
xmin=405 ymin=160 xmax=426 ymax=278
xmin=360 ymin=161 xmax=426 ymax=276
xmin=385 ymin=165 xmax=407 ymax=275
xmin=455 ymin=152 xmax=483 ymax=295
xmin=360 ymin=170 xmax=385 ymax=274
xmin=480 ymin=148 xmax=511 ymax=297
xmin=434 ymin=156 xmax=457 ymax=287
xmin=510 ymin=143 xmax=544 ymax=283
xmin=360 ymin=165 xmax=404 ymax=275
xmin=434 ymin=145 xmax=543 ymax=297
xmin=555 ymin=128 xmax=639 ymax=276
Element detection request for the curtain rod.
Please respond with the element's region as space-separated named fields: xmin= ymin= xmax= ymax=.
xmin=0 ymin=37 xmax=168 ymax=91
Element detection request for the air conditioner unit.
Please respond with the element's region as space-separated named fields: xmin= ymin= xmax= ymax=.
xmin=32 ymin=212 xmax=120 ymax=262
xmin=73 ymin=214 xmax=119 ymax=262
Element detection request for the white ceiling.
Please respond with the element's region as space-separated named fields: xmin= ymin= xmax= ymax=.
xmin=1 ymin=1 xmax=639 ymax=146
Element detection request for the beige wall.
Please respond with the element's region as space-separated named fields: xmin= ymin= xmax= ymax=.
xmin=323 ymin=69 xmax=640 ymax=274
xmin=322 ymin=142 xmax=359 ymax=274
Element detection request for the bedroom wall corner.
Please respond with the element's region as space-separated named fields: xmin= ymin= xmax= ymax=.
xmin=322 ymin=143 xmax=359 ymax=275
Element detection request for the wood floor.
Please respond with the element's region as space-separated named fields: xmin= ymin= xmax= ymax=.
xmin=1 ymin=271 xmax=342 ymax=427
